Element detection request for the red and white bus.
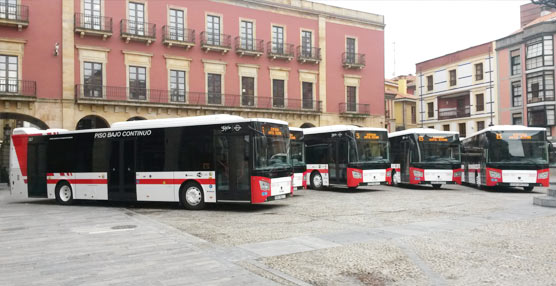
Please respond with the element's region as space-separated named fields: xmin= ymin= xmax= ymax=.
xmin=389 ymin=128 xmax=462 ymax=189
xmin=289 ymin=127 xmax=307 ymax=189
xmin=461 ymin=125 xmax=549 ymax=191
xmin=9 ymin=115 xmax=293 ymax=209
xmin=303 ymin=125 xmax=391 ymax=189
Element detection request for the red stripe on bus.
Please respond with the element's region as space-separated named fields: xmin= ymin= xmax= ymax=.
xmin=136 ymin=178 xmax=216 ymax=185
xmin=47 ymin=179 xmax=108 ymax=184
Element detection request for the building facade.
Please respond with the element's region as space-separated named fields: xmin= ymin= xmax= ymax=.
xmin=496 ymin=11 xmax=556 ymax=139
xmin=392 ymin=75 xmax=417 ymax=131
xmin=384 ymin=79 xmax=397 ymax=132
xmin=415 ymin=42 xmax=498 ymax=138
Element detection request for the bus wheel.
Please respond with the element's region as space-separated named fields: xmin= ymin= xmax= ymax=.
xmin=180 ymin=182 xmax=205 ymax=210
xmin=432 ymin=184 xmax=442 ymax=190
xmin=55 ymin=181 xmax=74 ymax=205
xmin=310 ymin=172 xmax=323 ymax=190
xmin=524 ymin=186 xmax=534 ymax=192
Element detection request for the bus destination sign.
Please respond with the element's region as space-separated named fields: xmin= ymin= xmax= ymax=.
xmin=496 ymin=133 xmax=532 ymax=140
xmin=261 ymin=125 xmax=284 ymax=136
xmin=356 ymin=132 xmax=380 ymax=140
xmin=419 ymin=136 xmax=448 ymax=142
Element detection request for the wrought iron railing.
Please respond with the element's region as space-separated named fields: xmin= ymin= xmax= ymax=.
xmin=74 ymin=13 xmax=112 ymax=33
xmin=267 ymin=42 xmax=295 ymax=58
xmin=297 ymin=46 xmax=321 ymax=62
xmin=339 ymin=103 xmax=370 ymax=114
xmin=438 ymin=106 xmax=471 ymax=120
xmin=234 ymin=37 xmax=264 ymax=53
xmin=0 ymin=80 xmax=36 ymax=97
xmin=0 ymin=3 xmax=28 ymax=23
xmin=200 ymin=32 xmax=232 ymax=49
xmin=162 ymin=26 xmax=195 ymax=44
xmin=120 ymin=19 xmax=156 ymax=39
xmin=342 ymin=52 xmax=366 ymax=67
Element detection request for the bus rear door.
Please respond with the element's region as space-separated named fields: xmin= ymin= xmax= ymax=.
xmin=108 ymin=138 xmax=137 ymax=201
xmin=214 ymin=133 xmax=251 ymax=202
xmin=27 ymin=139 xmax=47 ymax=198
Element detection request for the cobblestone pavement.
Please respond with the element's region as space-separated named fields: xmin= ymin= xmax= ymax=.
xmin=2 ymin=183 xmax=556 ymax=285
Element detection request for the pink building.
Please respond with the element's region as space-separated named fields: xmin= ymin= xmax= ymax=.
xmin=0 ymin=0 xmax=385 ymax=131
xmin=496 ymin=9 xmax=556 ymax=139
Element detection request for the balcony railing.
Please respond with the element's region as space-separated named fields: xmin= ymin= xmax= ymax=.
xmin=234 ymin=37 xmax=264 ymax=57
xmin=0 ymin=3 xmax=28 ymax=29
xmin=475 ymin=104 xmax=485 ymax=112
xmin=339 ymin=103 xmax=370 ymax=115
xmin=267 ymin=42 xmax=295 ymax=60
xmin=297 ymin=46 xmax=321 ymax=63
xmin=200 ymin=32 xmax=232 ymax=53
xmin=75 ymin=84 xmax=322 ymax=112
xmin=74 ymin=13 xmax=112 ymax=38
xmin=120 ymin=19 xmax=156 ymax=44
xmin=162 ymin=26 xmax=195 ymax=48
xmin=528 ymin=94 xmax=555 ymax=104
xmin=0 ymin=80 xmax=36 ymax=98
xmin=342 ymin=52 xmax=366 ymax=69
xmin=438 ymin=106 xmax=471 ymax=120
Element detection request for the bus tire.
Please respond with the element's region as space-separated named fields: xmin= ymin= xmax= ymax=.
xmin=310 ymin=171 xmax=323 ymax=190
xmin=180 ymin=182 xmax=205 ymax=210
xmin=55 ymin=181 xmax=74 ymax=205
xmin=524 ymin=186 xmax=534 ymax=192
xmin=432 ymin=184 xmax=442 ymax=190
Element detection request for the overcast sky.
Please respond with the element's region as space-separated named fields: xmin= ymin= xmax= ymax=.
xmin=314 ymin=0 xmax=531 ymax=78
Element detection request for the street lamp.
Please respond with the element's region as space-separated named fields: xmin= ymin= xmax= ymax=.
xmin=3 ymin=124 xmax=11 ymax=143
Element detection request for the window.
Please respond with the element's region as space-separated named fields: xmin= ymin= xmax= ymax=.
xmin=301 ymin=30 xmax=312 ymax=58
xmin=129 ymin=66 xmax=146 ymax=100
xmin=241 ymin=76 xmax=254 ymax=106
xmin=527 ymin=70 xmax=554 ymax=103
xmin=272 ymin=79 xmax=285 ymax=108
xmin=426 ymin=75 xmax=433 ymax=91
xmin=272 ymin=25 xmax=284 ymax=54
xmin=449 ymin=69 xmax=456 ymax=86
xmin=207 ymin=73 xmax=222 ymax=104
xmin=411 ymin=106 xmax=416 ymax=124
xmin=206 ymin=15 xmax=221 ymax=46
xmin=512 ymin=81 xmax=522 ymax=107
xmin=427 ymin=102 xmax=434 ymax=118
xmin=170 ymin=70 xmax=185 ymax=102
xmin=0 ymin=0 xmax=18 ymax=20
xmin=302 ymin=82 xmax=313 ymax=109
xmin=528 ymin=105 xmax=555 ymax=126
xmin=169 ymin=9 xmax=184 ymax=41
xmin=476 ymin=121 xmax=485 ymax=131
xmin=346 ymin=37 xmax=356 ymax=63
xmin=511 ymin=49 xmax=521 ymax=75
xmin=526 ymin=36 xmax=554 ymax=70
xmin=83 ymin=62 xmax=102 ymax=98
xmin=347 ymin=86 xmax=356 ymax=112
xmin=128 ymin=2 xmax=145 ymax=36
xmin=475 ymin=93 xmax=484 ymax=111
xmin=458 ymin=122 xmax=466 ymax=138
xmin=83 ymin=0 xmax=101 ymax=30
xmin=240 ymin=20 xmax=254 ymax=50
xmin=512 ymin=113 xmax=522 ymax=125
xmin=0 ymin=55 xmax=18 ymax=93
xmin=443 ymin=124 xmax=450 ymax=131
xmin=475 ymin=63 xmax=483 ymax=81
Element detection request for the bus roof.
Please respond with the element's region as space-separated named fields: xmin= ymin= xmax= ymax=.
xmin=303 ymin=125 xmax=387 ymax=135
xmin=465 ymin=125 xmax=547 ymax=139
xmin=289 ymin=127 xmax=303 ymax=132
xmin=388 ymin=128 xmax=458 ymax=138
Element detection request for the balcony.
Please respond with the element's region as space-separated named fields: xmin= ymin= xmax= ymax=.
xmin=234 ymin=37 xmax=264 ymax=57
xmin=74 ymin=13 xmax=112 ymax=39
xmin=267 ymin=42 xmax=294 ymax=61
xmin=162 ymin=26 xmax=195 ymax=49
xmin=342 ymin=52 xmax=366 ymax=69
xmin=438 ymin=106 xmax=470 ymax=120
xmin=0 ymin=3 xmax=28 ymax=30
xmin=339 ymin=103 xmax=370 ymax=115
xmin=75 ymin=84 xmax=322 ymax=113
xmin=297 ymin=46 xmax=321 ymax=64
xmin=528 ymin=94 xmax=555 ymax=104
xmin=0 ymin=80 xmax=36 ymax=100
xmin=200 ymin=32 xmax=231 ymax=54
xmin=120 ymin=19 xmax=156 ymax=45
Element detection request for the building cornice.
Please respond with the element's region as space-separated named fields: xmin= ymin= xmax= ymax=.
xmin=122 ymin=50 xmax=153 ymax=57
xmin=0 ymin=37 xmax=26 ymax=44
xmin=496 ymin=22 xmax=556 ymax=51
xmin=75 ymin=45 xmax=110 ymax=52
xmin=163 ymin=54 xmax=192 ymax=61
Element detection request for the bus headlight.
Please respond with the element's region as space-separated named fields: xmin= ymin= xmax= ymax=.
xmin=352 ymin=170 xmax=362 ymax=179
xmin=259 ymin=181 xmax=270 ymax=191
xmin=413 ymin=170 xmax=423 ymax=178
xmin=488 ymin=170 xmax=501 ymax=179
xmin=538 ymin=171 xmax=549 ymax=179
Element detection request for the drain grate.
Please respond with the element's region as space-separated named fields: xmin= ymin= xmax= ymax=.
xmin=111 ymin=225 xmax=137 ymax=230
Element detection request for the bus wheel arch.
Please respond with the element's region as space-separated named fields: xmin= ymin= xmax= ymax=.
xmin=524 ymin=186 xmax=534 ymax=192
xmin=309 ymin=171 xmax=323 ymax=190
xmin=55 ymin=180 xmax=74 ymax=205
xmin=179 ymin=181 xmax=205 ymax=210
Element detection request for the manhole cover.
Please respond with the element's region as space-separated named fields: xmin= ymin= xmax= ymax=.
xmin=111 ymin=225 xmax=137 ymax=230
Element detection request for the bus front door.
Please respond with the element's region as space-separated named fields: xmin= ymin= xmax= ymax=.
xmin=214 ymin=134 xmax=251 ymax=202
xmin=27 ymin=141 xmax=47 ymax=198
xmin=108 ymin=139 xmax=137 ymax=201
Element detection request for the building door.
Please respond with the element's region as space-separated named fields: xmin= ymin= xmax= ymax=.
xmin=0 ymin=55 xmax=18 ymax=93
xmin=83 ymin=0 xmax=101 ymax=30
xmin=27 ymin=141 xmax=47 ymax=198
xmin=83 ymin=62 xmax=102 ymax=98
xmin=301 ymin=30 xmax=312 ymax=57
xmin=240 ymin=20 xmax=253 ymax=50
xmin=169 ymin=8 xmax=184 ymax=41
xmin=108 ymin=139 xmax=137 ymax=201
xmin=241 ymin=76 xmax=254 ymax=107
xmin=0 ymin=0 xmax=17 ymax=20
xmin=214 ymin=134 xmax=251 ymax=202
xmin=206 ymin=15 xmax=220 ymax=45
xmin=128 ymin=2 xmax=145 ymax=35
xmin=272 ymin=26 xmax=284 ymax=54
xmin=207 ymin=73 xmax=222 ymax=104
xmin=346 ymin=37 xmax=356 ymax=63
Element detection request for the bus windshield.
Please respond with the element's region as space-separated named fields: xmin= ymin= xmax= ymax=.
xmin=254 ymin=124 xmax=291 ymax=170
xmin=354 ymin=131 xmax=389 ymax=163
xmin=488 ymin=130 xmax=548 ymax=164
xmin=417 ymin=134 xmax=460 ymax=163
